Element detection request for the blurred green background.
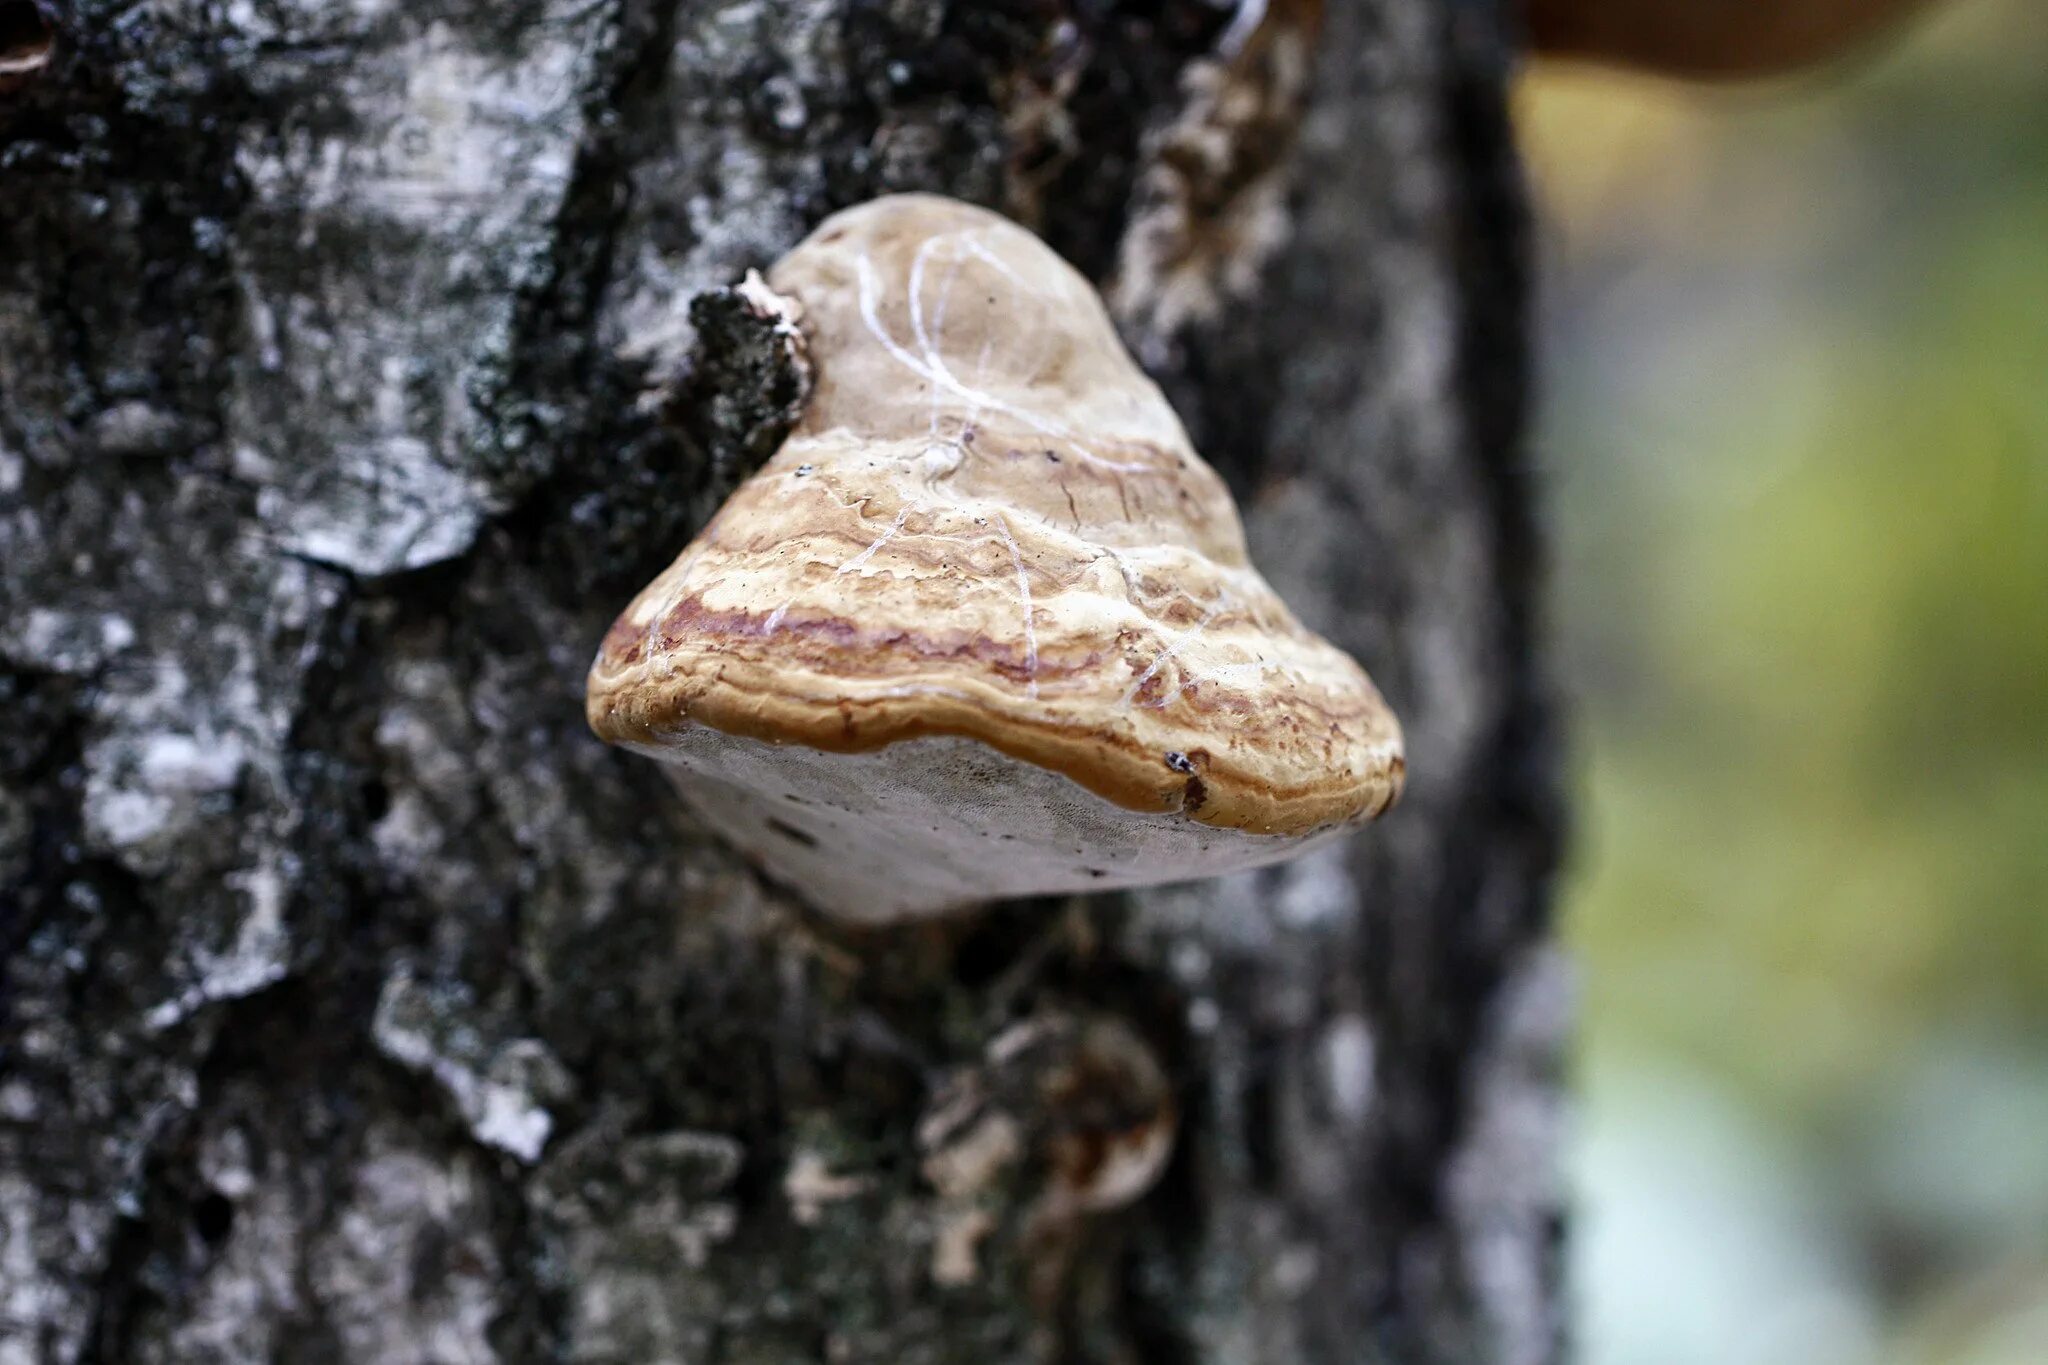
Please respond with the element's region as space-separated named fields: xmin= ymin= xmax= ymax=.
xmin=1518 ymin=0 xmax=2048 ymax=1359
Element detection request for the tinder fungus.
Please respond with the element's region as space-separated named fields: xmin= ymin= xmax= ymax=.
xmin=587 ymin=194 xmax=1403 ymax=921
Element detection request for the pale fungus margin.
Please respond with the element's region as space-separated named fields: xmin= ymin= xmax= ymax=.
xmin=587 ymin=193 xmax=1403 ymax=921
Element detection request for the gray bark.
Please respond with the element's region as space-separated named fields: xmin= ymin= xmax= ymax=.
xmin=0 ymin=0 xmax=1564 ymax=1361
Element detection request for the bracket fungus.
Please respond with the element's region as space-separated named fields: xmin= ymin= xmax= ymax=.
xmin=588 ymin=194 xmax=1402 ymax=921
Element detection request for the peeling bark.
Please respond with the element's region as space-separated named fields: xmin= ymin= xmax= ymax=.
xmin=1 ymin=1 xmax=1562 ymax=1362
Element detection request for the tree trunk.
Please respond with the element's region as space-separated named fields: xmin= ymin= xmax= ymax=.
xmin=0 ymin=0 xmax=1563 ymax=1361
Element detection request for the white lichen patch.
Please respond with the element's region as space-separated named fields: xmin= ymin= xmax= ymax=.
xmin=372 ymin=969 xmax=572 ymax=1163
xmin=919 ymin=1110 xmax=1022 ymax=1289
xmin=783 ymin=1150 xmax=871 ymax=1226
xmin=307 ymin=1133 xmax=504 ymax=1365
xmin=268 ymin=440 xmax=486 ymax=577
xmin=0 ymin=1173 xmax=82 ymax=1365
xmin=1320 ymin=1013 xmax=1378 ymax=1130
xmin=145 ymin=852 xmax=295 ymax=1031
xmin=921 ymin=1112 xmax=1025 ymax=1203
xmin=218 ymin=0 xmax=611 ymax=574
xmin=0 ymin=608 xmax=137 ymax=675
xmin=930 ymin=1206 xmax=999 ymax=1288
xmin=84 ymin=728 xmax=253 ymax=868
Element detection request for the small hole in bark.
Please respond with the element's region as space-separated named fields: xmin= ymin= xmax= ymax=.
xmin=765 ymin=817 xmax=817 ymax=848
xmin=192 ymin=1192 xmax=235 ymax=1245
xmin=0 ymin=3 xmax=53 ymax=79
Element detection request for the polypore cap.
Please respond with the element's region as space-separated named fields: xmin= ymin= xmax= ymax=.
xmin=588 ymin=193 xmax=1403 ymax=921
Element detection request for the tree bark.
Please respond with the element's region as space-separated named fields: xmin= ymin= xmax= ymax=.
xmin=0 ymin=1 xmax=1563 ymax=1361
